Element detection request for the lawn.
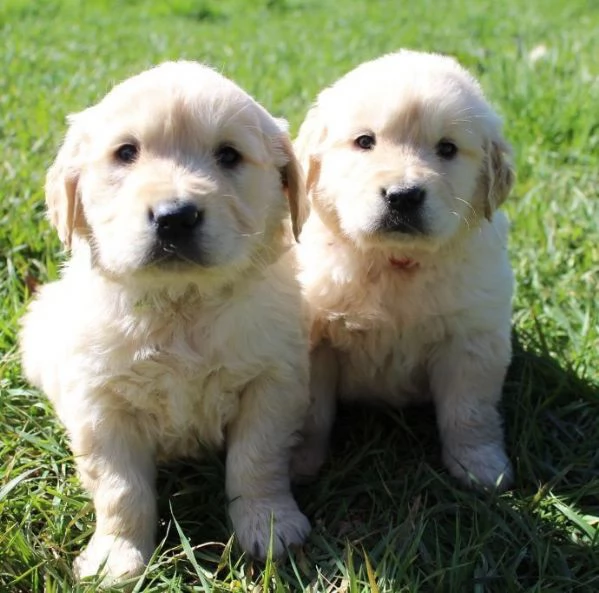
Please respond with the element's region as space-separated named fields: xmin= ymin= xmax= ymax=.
xmin=1 ymin=0 xmax=598 ymax=591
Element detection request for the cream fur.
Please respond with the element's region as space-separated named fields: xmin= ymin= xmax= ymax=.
xmin=292 ymin=50 xmax=515 ymax=490
xmin=20 ymin=61 xmax=311 ymax=585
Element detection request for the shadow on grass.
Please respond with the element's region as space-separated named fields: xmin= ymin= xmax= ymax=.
xmin=154 ymin=331 xmax=599 ymax=591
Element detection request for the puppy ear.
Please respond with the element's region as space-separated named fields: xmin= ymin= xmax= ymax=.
xmin=482 ymin=137 xmax=515 ymax=220
xmin=45 ymin=113 xmax=89 ymax=248
xmin=278 ymin=134 xmax=310 ymax=241
xmin=294 ymin=103 xmax=327 ymax=198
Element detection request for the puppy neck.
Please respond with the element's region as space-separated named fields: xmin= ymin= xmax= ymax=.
xmin=301 ymin=211 xmax=501 ymax=285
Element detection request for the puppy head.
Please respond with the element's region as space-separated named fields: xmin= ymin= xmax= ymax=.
xmin=46 ymin=61 xmax=307 ymax=285
xmin=296 ymin=50 xmax=514 ymax=252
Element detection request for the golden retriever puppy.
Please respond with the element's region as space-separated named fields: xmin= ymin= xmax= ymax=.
xmin=20 ymin=61 xmax=311 ymax=584
xmin=292 ymin=50 xmax=514 ymax=490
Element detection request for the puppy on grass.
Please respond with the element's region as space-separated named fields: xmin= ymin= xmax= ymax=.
xmin=292 ymin=50 xmax=515 ymax=490
xmin=19 ymin=61 xmax=311 ymax=584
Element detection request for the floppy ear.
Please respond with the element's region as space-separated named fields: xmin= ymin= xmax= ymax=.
xmin=294 ymin=103 xmax=327 ymax=198
xmin=278 ymin=134 xmax=310 ymax=242
xmin=482 ymin=137 xmax=515 ymax=220
xmin=45 ymin=113 xmax=89 ymax=248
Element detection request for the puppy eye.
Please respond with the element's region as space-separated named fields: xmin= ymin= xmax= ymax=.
xmin=354 ymin=134 xmax=376 ymax=150
xmin=215 ymin=145 xmax=242 ymax=169
xmin=114 ymin=143 xmax=139 ymax=164
xmin=436 ymin=139 xmax=458 ymax=160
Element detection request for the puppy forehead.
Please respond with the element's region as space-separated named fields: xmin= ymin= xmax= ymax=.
xmin=333 ymin=51 xmax=482 ymax=100
xmin=324 ymin=52 xmax=491 ymax=139
xmin=88 ymin=62 xmax=271 ymax=151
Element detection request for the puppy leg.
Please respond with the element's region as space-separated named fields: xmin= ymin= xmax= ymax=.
xmin=429 ymin=332 xmax=513 ymax=490
xmin=290 ymin=342 xmax=338 ymax=481
xmin=70 ymin=413 xmax=156 ymax=584
xmin=226 ymin=374 xmax=311 ymax=560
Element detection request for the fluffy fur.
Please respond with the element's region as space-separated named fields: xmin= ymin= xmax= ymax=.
xmin=292 ymin=50 xmax=515 ymax=490
xmin=20 ymin=61 xmax=311 ymax=584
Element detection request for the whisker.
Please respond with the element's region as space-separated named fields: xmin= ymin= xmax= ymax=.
xmin=453 ymin=196 xmax=477 ymax=216
xmin=451 ymin=210 xmax=471 ymax=230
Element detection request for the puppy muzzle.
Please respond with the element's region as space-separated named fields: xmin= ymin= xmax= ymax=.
xmin=377 ymin=185 xmax=427 ymax=235
xmin=145 ymin=199 xmax=207 ymax=267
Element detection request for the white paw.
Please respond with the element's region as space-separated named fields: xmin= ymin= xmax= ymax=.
xmin=73 ymin=534 xmax=151 ymax=585
xmin=290 ymin=437 xmax=328 ymax=483
xmin=229 ymin=496 xmax=311 ymax=560
xmin=443 ymin=442 xmax=513 ymax=490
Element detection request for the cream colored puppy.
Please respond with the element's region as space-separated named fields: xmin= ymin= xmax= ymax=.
xmin=293 ymin=50 xmax=515 ymax=490
xmin=20 ymin=61 xmax=311 ymax=584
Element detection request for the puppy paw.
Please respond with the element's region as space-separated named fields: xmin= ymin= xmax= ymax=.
xmin=229 ymin=496 xmax=311 ymax=560
xmin=73 ymin=534 xmax=151 ymax=585
xmin=290 ymin=438 xmax=328 ymax=483
xmin=443 ymin=442 xmax=513 ymax=490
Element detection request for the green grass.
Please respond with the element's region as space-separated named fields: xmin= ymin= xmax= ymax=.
xmin=1 ymin=0 xmax=598 ymax=591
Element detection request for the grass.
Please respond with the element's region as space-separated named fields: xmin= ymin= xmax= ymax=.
xmin=1 ymin=0 xmax=598 ymax=590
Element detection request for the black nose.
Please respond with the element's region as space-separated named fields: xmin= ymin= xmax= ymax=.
xmin=383 ymin=186 xmax=426 ymax=211
xmin=150 ymin=200 xmax=202 ymax=240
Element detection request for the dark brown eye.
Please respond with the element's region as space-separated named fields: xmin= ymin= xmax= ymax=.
xmin=114 ymin=143 xmax=139 ymax=164
xmin=215 ymin=145 xmax=242 ymax=169
xmin=436 ymin=139 xmax=458 ymax=160
xmin=354 ymin=134 xmax=376 ymax=150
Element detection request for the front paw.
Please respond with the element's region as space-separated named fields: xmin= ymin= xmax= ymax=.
xmin=73 ymin=534 xmax=151 ymax=585
xmin=229 ymin=496 xmax=311 ymax=560
xmin=443 ymin=442 xmax=513 ymax=490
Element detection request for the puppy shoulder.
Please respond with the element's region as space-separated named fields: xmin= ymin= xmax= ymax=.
xmin=19 ymin=256 xmax=130 ymax=394
xmin=19 ymin=277 xmax=90 ymax=403
xmin=442 ymin=218 xmax=513 ymax=334
xmin=469 ymin=212 xmax=512 ymax=285
xmin=234 ymin=256 xmax=308 ymax=368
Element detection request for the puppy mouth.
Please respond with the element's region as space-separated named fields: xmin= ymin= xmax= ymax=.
xmin=374 ymin=212 xmax=427 ymax=236
xmin=144 ymin=240 xmax=209 ymax=269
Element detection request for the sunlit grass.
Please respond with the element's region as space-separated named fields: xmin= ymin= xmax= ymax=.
xmin=1 ymin=0 xmax=598 ymax=590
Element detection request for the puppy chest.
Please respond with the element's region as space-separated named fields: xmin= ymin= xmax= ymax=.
xmin=106 ymin=346 xmax=252 ymax=456
xmin=328 ymin=320 xmax=442 ymax=404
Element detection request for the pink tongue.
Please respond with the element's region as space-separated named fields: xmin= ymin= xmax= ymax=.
xmin=389 ymin=257 xmax=417 ymax=270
